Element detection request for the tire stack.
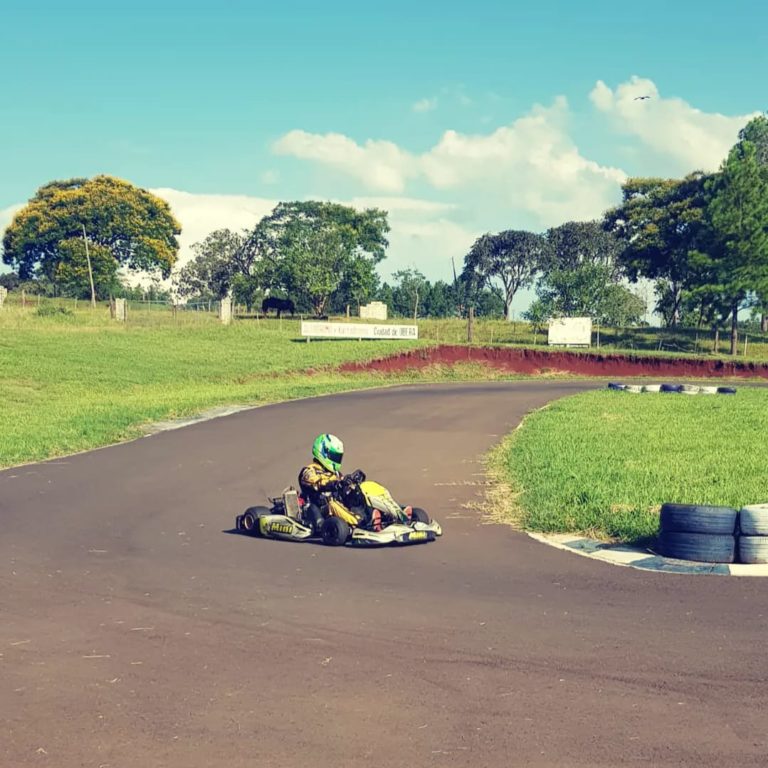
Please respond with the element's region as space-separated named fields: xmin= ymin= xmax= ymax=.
xmin=738 ymin=505 xmax=768 ymax=564
xmin=655 ymin=504 xmax=738 ymax=563
xmin=606 ymin=382 xmax=737 ymax=395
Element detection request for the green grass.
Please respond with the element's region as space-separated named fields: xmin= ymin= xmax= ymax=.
xmin=488 ymin=388 xmax=768 ymax=544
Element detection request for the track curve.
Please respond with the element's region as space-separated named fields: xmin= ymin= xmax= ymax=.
xmin=2 ymin=381 xmax=768 ymax=767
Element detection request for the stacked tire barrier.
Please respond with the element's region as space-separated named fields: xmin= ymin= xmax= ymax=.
xmin=608 ymin=382 xmax=736 ymax=395
xmin=737 ymin=504 xmax=768 ymax=564
xmin=656 ymin=504 xmax=738 ymax=563
xmin=655 ymin=503 xmax=768 ymax=564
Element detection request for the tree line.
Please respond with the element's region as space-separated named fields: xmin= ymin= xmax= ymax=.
xmin=2 ymin=116 xmax=767 ymax=354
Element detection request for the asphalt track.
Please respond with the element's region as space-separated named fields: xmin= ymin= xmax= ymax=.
xmin=3 ymin=381 xmax=768 ymax=768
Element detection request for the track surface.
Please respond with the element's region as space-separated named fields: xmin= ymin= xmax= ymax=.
xmin=2 ymin=381 xmax=768 ymax=767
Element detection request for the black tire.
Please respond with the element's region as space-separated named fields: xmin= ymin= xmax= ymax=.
xmin=410 ymin=507 xmax=430 ymax=524
xmin=660 ymin=383 xmax=682 ymax=393
xmin=738 ymin=505 xmax=768 ymax=535
xmin=717 ymin=386 xmax=737 ymax=395
xmin=654 ymin=531 xmax=735 ymax=563
xmin=242 ymin=505 xmax=270 ymax=536
xmin=659 ymin=503 xmax=738 ymax=535
xmin=321 ymin=516 xmax=350 ymax=546
xmin=607 ymin=382 xmax=625 ymax=391
xmin=738 ymin=536 xmax=768 ymax=564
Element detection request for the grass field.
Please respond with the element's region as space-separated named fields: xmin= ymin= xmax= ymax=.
xmin=488 ymin=388 xmax=768 ymax=544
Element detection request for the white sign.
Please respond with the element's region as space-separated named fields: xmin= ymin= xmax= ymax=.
xmin=548 ymin=317 xmax=592 ymax=346
xmin=301 ymin=321 xmax=418 ymax=340
xmin=359 ymin=301 xmax=388 ymax=320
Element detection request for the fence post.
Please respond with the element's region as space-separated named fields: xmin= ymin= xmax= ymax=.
xmin=113 ymin=298 xmax=127 ymax=322
xmin=219 ymin=296 xmax=233 ymax=325
xmin=467 ymin=307 xmax=474 ymax=343
xmin=0 ymin=286 xmax=7 ymax=309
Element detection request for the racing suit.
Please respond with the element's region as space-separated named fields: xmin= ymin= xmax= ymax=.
xmin=298 ymin=460 xmax=359 ymax=527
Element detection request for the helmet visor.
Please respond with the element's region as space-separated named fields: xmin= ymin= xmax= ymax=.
xmin=327 ymin=448 xmax=343 ymax=465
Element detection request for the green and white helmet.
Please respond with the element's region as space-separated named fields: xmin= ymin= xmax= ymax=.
xmin=312 ymin=433 xmax=344 ymax=473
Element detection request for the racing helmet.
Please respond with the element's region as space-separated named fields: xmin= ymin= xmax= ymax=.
xmin=312 ymin=433 xmax=344 ymax=473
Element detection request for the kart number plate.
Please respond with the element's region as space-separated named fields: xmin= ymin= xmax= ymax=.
xmin=407 ymin=531 xmax=428 ymax=541
xmin=266 ymin=522 xmax=293 ymax=534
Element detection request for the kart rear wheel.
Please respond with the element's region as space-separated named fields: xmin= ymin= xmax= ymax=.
xmin=321 ymin=516 xmax=350 ymax=546
xmin=410 ymin=507 xmax=430 ymax=524
xmin=242 ymin=506 xmax=270 ymax=536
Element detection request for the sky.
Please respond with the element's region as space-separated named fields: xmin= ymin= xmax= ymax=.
xmin=1 ymin=0 xmax=766 ymax=311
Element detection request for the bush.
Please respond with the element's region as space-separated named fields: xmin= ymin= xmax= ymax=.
xmin=35 ymin=305 xmax=74 ymax=318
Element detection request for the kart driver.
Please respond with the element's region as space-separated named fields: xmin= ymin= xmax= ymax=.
xmin=299 ymin=434 xmax=382 ymax=531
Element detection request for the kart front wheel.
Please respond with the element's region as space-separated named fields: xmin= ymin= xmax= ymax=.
xmin=321 ymin=517 xmax=350 ymax=547
xmin=410 ymin=507 xmax=430 ymax=524
xmin=242 ymin=506 xmax=270 ymax=536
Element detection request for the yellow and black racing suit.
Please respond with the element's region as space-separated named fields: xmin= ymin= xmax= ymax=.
xmin=298 ymin=460 xmax=359 ymax=527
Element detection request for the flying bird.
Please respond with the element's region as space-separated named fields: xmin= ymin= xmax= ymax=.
xmin=634 ymin=96 xmax=651 ymax=101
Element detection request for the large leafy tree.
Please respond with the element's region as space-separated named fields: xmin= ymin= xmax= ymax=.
xmin=739 ymin=116 xmax=768 ymax=330
xmin=2 ymin=176 xmax=181 ymax=296
xmin=462 ymin=230 xmax=548 ymax=321
xmin=604 ymin=173 xmax=711 ymax=326
xmin=536 ymin=220 xmax=628 ymax=322
xmin=174 ymin=229 xmax=246 ymax=300
xmin=55 ymin=239 xmax=121 ymax=299
xmin=705 ymin=137 xmax=768 ymax=354
xmin=545 ymin=220 xmax=622 ymax=276
xmin=244 ymin=201 xmax=389 ymax=317
xmin=534 ymin=262 xmax=645 ymax=325
xmin=391 ymin=268 xmax=428 ymax=319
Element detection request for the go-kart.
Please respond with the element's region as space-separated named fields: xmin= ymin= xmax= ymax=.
xmin=235 ymin=470 xmax=442 ymax=547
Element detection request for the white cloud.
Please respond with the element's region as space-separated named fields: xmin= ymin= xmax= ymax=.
xmin=347 ymin=196 xmax=474 ymax=279
xmin=0 ymin=203 xmax=22 ymax=235
xmin=412 ymin=97 xmax=438 ymax=113
xmin=273 ymin=131 xmax=416 ymax=193
xmin=260 ymin=169 xmax=280 ymax=185
xmin=150 ymin=188 xmax=276 ymax=273
xmin=590 ymin=75 xmax=759 ymax=172
xmin=273 ymin=97 xmax=626 ymax=227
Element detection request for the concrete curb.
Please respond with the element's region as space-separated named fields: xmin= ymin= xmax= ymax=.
xmin=528 ymin=532 xmax=768 ymax=577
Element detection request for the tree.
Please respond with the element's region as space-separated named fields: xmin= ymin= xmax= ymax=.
xmin=174 ymin=229 xmax=246 ymax=300
xmin=392 ymin=269 xmax=428 ymax=319
xmin=0 ymin=271 xmax=20 ymax=291
xmin=54 ymin=239 xmax=121 ymax=299
xmin=329 ymin=256 xmax=379 ymax=314
xmin=740 ymin=114 xmax=768 ymax=165
xmin=423 ymin=280 xmax=454 ymax=318
xmin=604 ymin=174 xmax=711 ymax=326
xmin=247 ymin=201 xmax=389 ymax=317
xmin=545 ymin=220 xmax=622 ymax=276
xmin=2 ymin=176 xmax=181 ymax=295
xmin=738 ymin=115 xmax=768 ymax=331
xmin=462 ymin=230 xmax=547 ymax=321
xmin=600 ymin=284 xmax=647 ymax=327
xmin=705 ymin=138 xmax=768 ymax=354
xmin=231 ymin=274 xmax=263 ymax=311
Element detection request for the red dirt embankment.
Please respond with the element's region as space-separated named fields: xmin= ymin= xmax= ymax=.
xmin=338 ymin=345 xmax=768 ymax=379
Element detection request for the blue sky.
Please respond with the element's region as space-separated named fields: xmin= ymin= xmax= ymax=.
xmin=1 ymin=0 xmax=766 ymax=304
